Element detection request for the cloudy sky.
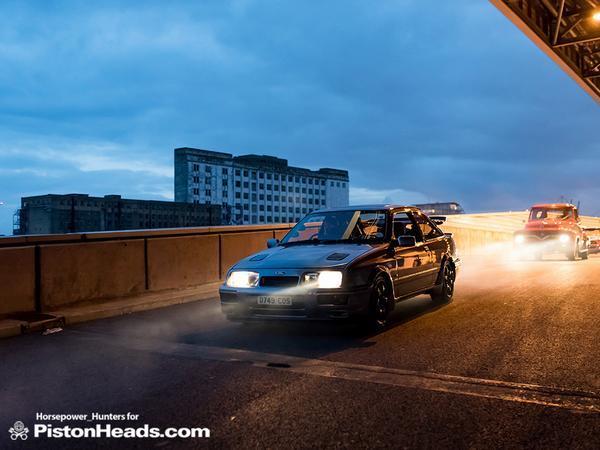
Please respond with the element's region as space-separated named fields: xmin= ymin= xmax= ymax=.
xmin=1 ymin=0 xmax=599 ymax=234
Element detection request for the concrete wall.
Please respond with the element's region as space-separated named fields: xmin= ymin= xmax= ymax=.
xmin=0 ymin=247 xmax=35 ymax=315
xmin=0 ymin=224 xmax=293 ymax=315
xmin=4 ymin=212 xmax=594 ymax=315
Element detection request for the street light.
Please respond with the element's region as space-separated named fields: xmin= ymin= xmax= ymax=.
xmin=593 ymin=11 xmax=600 ymax=22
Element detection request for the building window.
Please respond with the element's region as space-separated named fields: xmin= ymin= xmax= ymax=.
xmin=193 ymin=188 xmax=199 ymax=195
xmin=235 ymin=169 xmax=241 ymax=176
xmin=267 ymin=195 xmax=272 ymax=201
xmin=205 ymin=166 xmax=212 ymax=172
xmin=274 ymin=195 xmax=279 ymax=201
xmin=267 ymin=205 xmax=272 ymax=212
xmin=321 ymin=199 xmax=326 ymax=205
xmin=274 ymin=185 xmax=279 ymax=191
xmin=321 ymin=180 xmax=325 ymax=186
xmin=243 ymin=182 xmax=249 ymax=188
xmin=259 ymin=215 xmax=265 ymax=222
xmin=321 ymin=190 xmax=325 ymax=196
xmin=235 ymin=181 xmax=241 ymax=188
xmin=251 ymin=183 xmax=257 ymax=191
xmin=274 ymin=174 xmax=279 ymax=180
xmin=243 ymin=170 xmax=248 ymax=177
xmin=193 ymin=176 xmax=199 ymax=183
xmin=205 ymin=190 xmax=211 ymax=196
xmin=222 ymin=168 xmax=228 ymax=175
xmin=308 ymin=189 xmax=313 ymax=194
xmin=308 ymin=178 xmax=313 ymax=184
xmin=259 ymin=172 xmax=264 ymax=179
xmin=243 ymin=193 xmax=249 ymax=199
xmin=251 ymin=171 xmax=257 ymax=179
xmin=259 ymin=194 xmax=264 ymax=200
xmin=330 ymin=181 xmax=334 ymax=187
xmin=235 ymin=192 xmax=241 ymax=198
xmin=267 ymin=173 xmax=272 ymax=180
xmin=193 ymin=164 xmax=199 ymax=172
xmin=342 ymin=182 xmax=346 ymax=187
xmin=337 ymin=182 xmax=340 ymax=187
xmin=259 ymin=205 xmax=264 ymax=211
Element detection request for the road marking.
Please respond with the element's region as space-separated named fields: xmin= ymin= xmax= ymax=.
xmin=71 ymin=330 xmax=600 ymax=414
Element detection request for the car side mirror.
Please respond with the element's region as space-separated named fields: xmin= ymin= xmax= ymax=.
xmin=266 ymin=238 xmax=279 ymax=248
xmin=396 ymin=235 xmax=416 ymax=248
xmin=430 ymin=216 xmax=446 ymax=225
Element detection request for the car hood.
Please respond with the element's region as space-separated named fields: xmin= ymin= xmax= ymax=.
xmin=232 ymin=243 xmax=379 ymax=270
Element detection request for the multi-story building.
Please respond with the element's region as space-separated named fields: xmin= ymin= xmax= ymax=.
xmin=174 ymin=147 xmax=350 ymax=225
xmin=13 ymin=194 xmax=222 ymax=235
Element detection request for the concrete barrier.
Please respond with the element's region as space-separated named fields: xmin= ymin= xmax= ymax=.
xmin=148 ymin=235 xmax=220 ymax=291
xmin=0 ymin=213 xmax=597 ymax=318
xmin=0 ymin=246 xmax=35 ymax=315
xmin=40 ymin=240 xmax=146 ymax=309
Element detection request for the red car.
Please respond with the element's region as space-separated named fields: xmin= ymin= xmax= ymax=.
xmin=514 ymin=203 xmax=589 ymax=260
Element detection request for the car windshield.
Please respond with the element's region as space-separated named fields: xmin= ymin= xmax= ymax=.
xmin=529 ymin=208 xmax=573 ymax=221
xmin=280 ymin=210 xmax=387 ymax=245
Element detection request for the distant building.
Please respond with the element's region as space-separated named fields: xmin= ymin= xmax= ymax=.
xmin=174 ymin=147 xmax=349 ymax=225
xmin=414 ymin=202 xmax=465 ymax=216
xmin=13 ymin=194 xmax=222 ymax=235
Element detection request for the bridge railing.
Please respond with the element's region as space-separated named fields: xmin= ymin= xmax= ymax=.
xmin=0 ymin=224 xmax=293 ymax=316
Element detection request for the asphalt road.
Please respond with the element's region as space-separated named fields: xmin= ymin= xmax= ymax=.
xmin=1 ymin=253 xmax=599 ymax=449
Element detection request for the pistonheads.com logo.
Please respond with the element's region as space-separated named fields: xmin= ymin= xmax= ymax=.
xmin=9 ymin=421 xmax=29 ymax=440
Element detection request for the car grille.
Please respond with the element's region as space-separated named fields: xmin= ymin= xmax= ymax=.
xmin=259 ymin=276 xmax=299 ymax=288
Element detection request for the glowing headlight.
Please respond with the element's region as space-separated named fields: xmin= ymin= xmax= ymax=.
xmin=226 ymin=271 xmax=259 ymax=288
xmin=304 ymin=271 xmax=343 ymax=289
xmin=559 ymin=234 xmax=570 ymax=243
xmin=514 ymin=235 xmax=525 ymax=244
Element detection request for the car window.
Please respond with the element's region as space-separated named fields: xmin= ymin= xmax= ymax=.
xmin=413 ymin=213 xmax=443 ymax=241
xmin=281 ymin=210 xmax=387 ymax=244
xmin=530 ymin=208 xmax=573 ymax=221
xmin=392 ymin=212 xmax=417 ymax=239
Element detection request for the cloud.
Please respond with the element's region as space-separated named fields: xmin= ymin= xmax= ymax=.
xmin=0 ymin=0 xmax=599 ymax=234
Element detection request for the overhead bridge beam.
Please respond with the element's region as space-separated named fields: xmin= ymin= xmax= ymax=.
xmin=489 ymin=0 xmax=600 ymax=104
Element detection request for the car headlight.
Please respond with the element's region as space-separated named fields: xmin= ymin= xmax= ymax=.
xmin=559 ymin=234 xmax=570 ymax=243
xmin=514 ymin=235 xmax=525 ymax=244
xmin=226 ymin=271 xmax=259 ymax=288
xmin=303 ymin=271 xmax=343 ymax=289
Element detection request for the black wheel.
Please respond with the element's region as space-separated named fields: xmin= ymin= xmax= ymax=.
xmin=362 ymin=275 xmax=392 ymax=332
xmin=567 ymin=242 xmax=577 ymax=261
xmin=430 ymin=262 xmax=456 ymax=303
xmin=581 ymin=242 xmax=589 ymax=260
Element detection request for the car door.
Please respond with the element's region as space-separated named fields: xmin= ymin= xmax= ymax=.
xmin=391 ymin=211 xmax=430 ymax=296
xmin=410 ymin=212 xmax=441 ymax=288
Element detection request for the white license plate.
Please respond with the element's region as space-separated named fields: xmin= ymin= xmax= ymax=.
xmin=257 ymin=296 xmax=293 ymax=306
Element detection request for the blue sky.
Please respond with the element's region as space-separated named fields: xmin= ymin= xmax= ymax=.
xmin=1 ymin=0 xmax=599 ymax=234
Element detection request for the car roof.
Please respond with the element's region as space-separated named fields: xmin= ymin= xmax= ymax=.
xmin=531 ymin=203 xmax=576 ymax=209
xmin=312 ymin=204 xmax=420 ymax=213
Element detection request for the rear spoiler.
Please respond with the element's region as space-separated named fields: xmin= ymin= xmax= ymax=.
xmin=430 ymin=216 xmax=447 ymax=225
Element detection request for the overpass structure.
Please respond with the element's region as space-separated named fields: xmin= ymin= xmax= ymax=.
xmin=491 ymin=0 xmax=600 ymax=102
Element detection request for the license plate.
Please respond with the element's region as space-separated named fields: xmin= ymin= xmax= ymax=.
xmin=257 ymin=296 xmax=292 ymax=306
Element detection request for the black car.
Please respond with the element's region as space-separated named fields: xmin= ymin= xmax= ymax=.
xmin=220 ymin=205 xmax=460 ymax=329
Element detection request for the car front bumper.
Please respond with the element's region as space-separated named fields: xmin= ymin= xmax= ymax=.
xmin=219 ymin=284 xmax=371 ymax=321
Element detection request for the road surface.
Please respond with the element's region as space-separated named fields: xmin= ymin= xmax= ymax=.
xmin=1 ymin=254 xmax=599 ymax=449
